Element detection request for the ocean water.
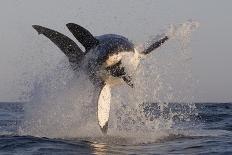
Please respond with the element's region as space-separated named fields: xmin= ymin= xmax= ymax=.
xmin=0 ymin=102 xmax=231 ymax=155
xmin=1 ymin=21 xmax=231 ymax=154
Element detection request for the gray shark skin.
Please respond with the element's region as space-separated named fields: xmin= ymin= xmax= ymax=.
xmin=32 ymin=23 xmax=168 ymax=134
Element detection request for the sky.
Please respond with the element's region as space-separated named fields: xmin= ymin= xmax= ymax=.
xmin=0 ymin=0 xmax=231 ymax=102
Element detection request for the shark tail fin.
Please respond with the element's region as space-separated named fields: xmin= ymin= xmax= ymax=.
xmin=32 ymin=25 xmax=84 ymax=64
xmin=66 ymin=23 xmax=99 ymax=51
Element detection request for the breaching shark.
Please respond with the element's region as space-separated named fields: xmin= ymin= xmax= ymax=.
xmin=32 ymin=23 xmax=169 ymax=134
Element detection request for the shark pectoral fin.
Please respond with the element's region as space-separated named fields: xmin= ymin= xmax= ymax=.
xmin=32 ymin=25 xmax=84 ymax=63
xmin=97 ymin=84 xmax=111 ymax=134
xmin=122 ymin=75 xmax=134 ymax=88
xmin=142 ymin=35 xmax=169 ymax=55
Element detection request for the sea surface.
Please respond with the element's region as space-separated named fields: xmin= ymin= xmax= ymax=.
xmin=0 ymin=102 xmax=231 ymax=155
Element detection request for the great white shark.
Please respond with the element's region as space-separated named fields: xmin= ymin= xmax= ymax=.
xmin=32 ymin=23 xmax=169 ymax=134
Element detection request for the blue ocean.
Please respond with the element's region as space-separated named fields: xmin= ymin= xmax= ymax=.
xmin=0 ymin=102 xmax=231 ymax=155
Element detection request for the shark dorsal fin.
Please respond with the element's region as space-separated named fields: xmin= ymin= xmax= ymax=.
xmin=66 ymin=23 xmax=99 ymax=51
xmin=32 ymin=25 xmax=84 ymax=63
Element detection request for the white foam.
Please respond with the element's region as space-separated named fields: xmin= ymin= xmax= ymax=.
xmin=167 ymin=20 xmax=200 ymax=47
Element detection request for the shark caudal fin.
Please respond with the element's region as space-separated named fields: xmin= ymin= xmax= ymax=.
xmin=141 ymin=35 xmax=169 ymax=55
xmin=97 ymin=84 xmax=111 ymax=134
xmin=32 ymin=25 xmax=84 ymax=63
xmin=66 ymin=23 xmax=99 ymax=51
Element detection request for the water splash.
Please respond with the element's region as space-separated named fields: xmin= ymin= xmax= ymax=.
xmin=109 ymin=20 xmax=199 ymax=137
xmin=167 ymin=20 xmax=200 ymax=46
xmin=19 ymin=21 xmax=200 ymax=143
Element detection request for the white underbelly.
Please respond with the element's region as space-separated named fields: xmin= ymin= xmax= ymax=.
xmin=100 ymin=49 xmax=142 ymax=85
